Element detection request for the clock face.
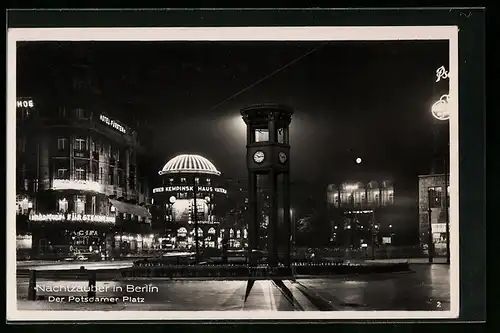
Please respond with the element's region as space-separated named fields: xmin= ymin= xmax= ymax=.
xmin=253 ymin=151 xmax=265 ymax=164
xmin=278 ymin=152 xmax=288 ymax=164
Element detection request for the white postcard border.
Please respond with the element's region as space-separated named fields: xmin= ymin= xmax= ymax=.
xmin=6 ymin=26 xmax=459 ymax=321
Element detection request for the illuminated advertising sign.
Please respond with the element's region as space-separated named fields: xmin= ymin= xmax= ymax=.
xmin=29 ymin=213 xmax=115 ymax=224
xmin=435 ymin=66 xmax=449 ymax=82
xmin=153 ymin=186 xmax=227 ymax=194
xmin=431 ymin=94 xmax=450 ymax=121
xmin=17 ymin=99 xmax=35 ymax=108
xmin=171 ymin=199 xmax=208 ymax=222
xmin=52 ymin=179 xmax=104 ymax=194
xmin=99 ymin=114 xmax=126 ymax=134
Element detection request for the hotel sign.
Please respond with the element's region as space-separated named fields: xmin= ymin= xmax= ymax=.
xmin=17 ymin=99 xmax=35 ymax=108
xmin=99 ymin=114 xmax=126 ymax=134
xmin=29 ymin=213 xmax=116 ymax=224
xmin=153 ymin=186 xmax=227 ymax=194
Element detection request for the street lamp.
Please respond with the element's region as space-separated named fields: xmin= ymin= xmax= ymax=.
xmin=355 ymin=157 xmax=362 ymax=164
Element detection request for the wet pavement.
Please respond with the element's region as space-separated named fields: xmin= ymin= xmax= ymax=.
xmin=296 ymin=265 xmax=450 ymax=311
xmin=16 ymin=264 xmax=450 ymax=311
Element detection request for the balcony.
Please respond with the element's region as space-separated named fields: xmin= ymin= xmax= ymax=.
xmin=92 ymin=151 xmax=99 ymax=160
xmin=73 ymin=150 xmax=90 ymax=159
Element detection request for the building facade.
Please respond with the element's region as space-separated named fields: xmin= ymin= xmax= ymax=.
xmin=152 ymin=154 xmax=233 ymax=251
xmin=418 ymin=173 xmax=450 ymax=256
xmin=16 ymin=97 xmax=153 ymax=260
xmin=325 ymin=180 xmax=396 ymax=249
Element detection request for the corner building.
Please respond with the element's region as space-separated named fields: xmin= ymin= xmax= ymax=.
xmin=152 ymin=154 xmax=228 ymax=250
xmin=15 ymin=47 xmax=152 ymax=260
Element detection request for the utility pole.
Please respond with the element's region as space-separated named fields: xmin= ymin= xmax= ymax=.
xmin=193 ymin=178 xmax=200 ymax=262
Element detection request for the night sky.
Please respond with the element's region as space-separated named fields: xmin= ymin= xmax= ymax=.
xmin=17 ymin=41 xmax=449 ymax=191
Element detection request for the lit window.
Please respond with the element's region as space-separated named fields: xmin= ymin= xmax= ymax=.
xmin=180 ymin=178 xmax=187 ymax=183
xmin=206 ymin=178 xmax=211 ymax=185
xmin=75 ymin=138 xmax=86 ymax=151
xmin=75 ymin=168 xmax=86 ymax=180
xmin=236 ymin=230 xmax=241 ymax=238
xmin=57 ymin=168 xmax=68 ymax=179
xmin=74 ymin=196 xmax=85 ymax=214
xmin=58 ymin=198 xmax=68 ymax=213
xmin=254 ymin=129 xmax=269 ymax=142
xmin=194 ymin=178 xmax=200 ymax=185
xmin=57 ymin=137 xmax=67 ymax=150
xmin=177 ymin=227 xmax=187 ymax=237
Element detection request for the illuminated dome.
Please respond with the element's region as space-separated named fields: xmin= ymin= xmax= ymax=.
xmin=159 ymin=154 xmax=221 ymax=176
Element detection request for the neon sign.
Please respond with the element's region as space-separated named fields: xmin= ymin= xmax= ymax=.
xmin=435 ymin=66 xmax=450 ymax=82
xmin=29 ymin=213 xmax=115 ymax=223
xmin=52 ymin=179 xmax=104 ymax=193
xmin=17 ymin=99 xmax=35 ymax=108
xmin=431 ymin=94 xmax=450 ymax=121
xmin=153 ymin=186 xmax=227 ymax=194
xmin=99 ymin=114 xmax=126 ymax=134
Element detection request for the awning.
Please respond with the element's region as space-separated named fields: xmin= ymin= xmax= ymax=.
xmin=109 ymin=199 xmax=152 ymax=219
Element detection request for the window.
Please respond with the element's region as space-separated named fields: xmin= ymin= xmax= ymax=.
xmin=180 ymin=178 xmax=187 ymax=183
xmin=75 ymin=108 xmax=86 ymax=118
xmin=75 ymin=168 xmax=86 ymax=181
xmin=277 ymin=127 xmax=285 ymax=144
xmin=428 ymin=187 xmax=443 ymax=208
xmin=91 ymin=196 xmax=96 ymax=215
xmin=116 ymin=149 xmax=120 ymax=161
xmin=117 ymin=170 xmax=124 ymax=187
xmin=58 ymin=107 xmax=66 ymax=117
xmin=58 ymin=198 xmax=68 ymax=213
xmin=17 ymin=137 xmax=26 ymax=152
xmin=75 ymin=196 xmax=85 ymax=215
xmin=57 ymin=137 xmax=68 ymax=150
xmin=75 ymin=138 xmax=86 ymax=151
xmin=108 ymin=167 xmax=115 ymax=185
xmin=169 ymin=178 xmax=174 ymax=185
xmin=194 ymin=178 xmax=200 ymax=185
xmin=206 ymin=178 xmax=211 ymax=185
xmin=254 ymin=129 xmax=269 ymax=142
xmin=57 ymin=168 xmax=68 ymax=179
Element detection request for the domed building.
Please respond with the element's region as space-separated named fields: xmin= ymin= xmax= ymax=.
xmin=152 ymin=154 xmax=228 ymax=250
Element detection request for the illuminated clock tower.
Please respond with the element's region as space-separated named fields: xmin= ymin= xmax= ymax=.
xmin=241 ymin=104 xmax=293 ymax=267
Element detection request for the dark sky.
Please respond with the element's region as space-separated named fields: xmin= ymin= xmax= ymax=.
xmin=17 ymin=41 xmax=449 ymax=189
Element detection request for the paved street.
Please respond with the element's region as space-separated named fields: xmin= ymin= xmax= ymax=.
xmin=296 ymin=264 xmax=450 ymax=311
xmin=16 ymin=264 xmax=449 ymax=311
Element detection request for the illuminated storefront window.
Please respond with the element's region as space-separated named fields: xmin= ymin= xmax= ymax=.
xmin=75 ymin=196 xmax=85 ymax=215
xmin=58 ymin=198 xmax=68 ymax=213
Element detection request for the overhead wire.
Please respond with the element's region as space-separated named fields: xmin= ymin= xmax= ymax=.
xmin=205 ymin=44 xmax=326 ymax=113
